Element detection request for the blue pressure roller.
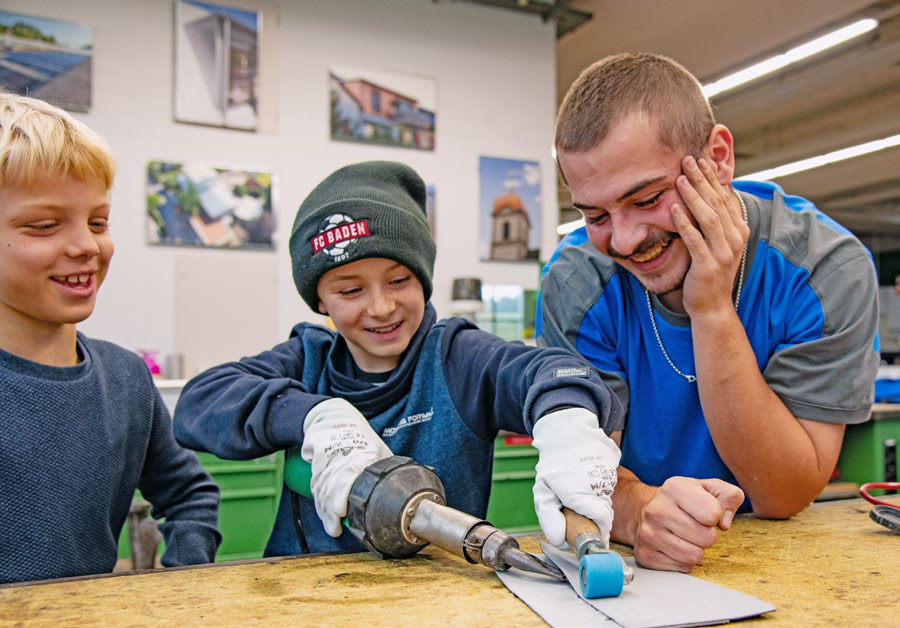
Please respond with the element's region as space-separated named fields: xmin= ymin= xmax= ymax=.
xmin=562 ymin=507 xmax=634 ymax=598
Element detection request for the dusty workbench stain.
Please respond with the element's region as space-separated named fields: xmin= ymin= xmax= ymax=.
xmin=0 ymin=549 xmax=545 ymax=627
xmin=0 ymin=497 xmax=897 ymax=626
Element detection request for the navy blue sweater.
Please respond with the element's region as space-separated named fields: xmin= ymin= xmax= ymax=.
xmin=0 ymin=334 xmax=221 ymax=584
xmin=174 ymin=305 xmax=621 ymax=556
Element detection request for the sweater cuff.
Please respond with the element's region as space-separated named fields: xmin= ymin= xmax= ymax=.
xmin=529 ymin=386 xmax=599 ymax=433
xmin=159 ymin=520 xmax=222 ymax=566
xmin=265 ymin=388 xmax=332 ymax=448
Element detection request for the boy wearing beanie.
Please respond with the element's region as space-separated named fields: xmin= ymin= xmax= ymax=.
xmin=0 ymin=92 xmax=221 ymax=584
xmin=175 ymin=161 xmax=623 ymax=557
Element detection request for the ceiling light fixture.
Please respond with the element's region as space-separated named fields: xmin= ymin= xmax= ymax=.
xmin=738 ymin=134 xmax=900 ymax=181
xmin=702 ymin=18 xmax=878 ymax=99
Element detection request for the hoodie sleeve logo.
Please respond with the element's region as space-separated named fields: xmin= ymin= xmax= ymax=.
xmin=553 ymin=367 xmax=590 ymax=378
xmin=311 ymin=213 xmax=372 ymax=259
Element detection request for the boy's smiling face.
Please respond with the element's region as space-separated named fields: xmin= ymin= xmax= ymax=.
xmin=317 ymin=257 xmax=425 ymax=373
xmin=0 ymin=169 xmax=113 ymax=335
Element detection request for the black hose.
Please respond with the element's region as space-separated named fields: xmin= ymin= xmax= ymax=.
xmin=290 ymin=490 xmax=311 ymax=554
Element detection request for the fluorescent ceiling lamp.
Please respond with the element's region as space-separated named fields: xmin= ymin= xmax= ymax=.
xmin=557 ymin=217 xmax=584 ymax=235
xmin=702 ymin=18 xmax=878 ymax=98
xmin=738 ymin=134 xmax=900 ymax=181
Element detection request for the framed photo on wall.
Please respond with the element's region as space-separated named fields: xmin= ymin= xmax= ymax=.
xmin=174 ymin=0 xmax=260 ymax=130
xmin=479 ymin=156 xmax=541 ymax=262
xmin=0 ymin=11 xmax=92 ymax=112
xmin=146 ymin=160 xmax=276 ymax=249
xmin=330 ymin=63 xmax=436 ymax=150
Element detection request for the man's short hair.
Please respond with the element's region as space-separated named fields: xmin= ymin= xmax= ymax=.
xmin=556 ymin=53 xmax=715 ymax=158
xmin=0 ymin=91 xmax=115 ymax=189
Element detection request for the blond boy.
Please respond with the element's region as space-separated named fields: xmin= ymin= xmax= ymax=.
xmin=0 ymin=93 xmax=220 ymax=584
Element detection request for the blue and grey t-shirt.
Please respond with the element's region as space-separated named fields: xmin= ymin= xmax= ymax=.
xmin=537 ymin=180 xmax=879 ymax=499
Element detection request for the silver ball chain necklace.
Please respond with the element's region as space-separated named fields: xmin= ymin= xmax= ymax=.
xmin=644 ymin=191 xmax=748 ymax=384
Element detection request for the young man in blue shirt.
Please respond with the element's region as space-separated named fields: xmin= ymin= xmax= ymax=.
xmin=0 ymin=92 xmax=220 ymax=584
xmin=175 ymin=161 xmax=625 ymax=556
xmin=539 ymin=53 xmax=878 ymax=572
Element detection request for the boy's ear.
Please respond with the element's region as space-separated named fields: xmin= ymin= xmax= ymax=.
xmin=702 ymin=124 xmax=735 ymax=186
xmin=317 ymin=301 xmax=328 ymax=316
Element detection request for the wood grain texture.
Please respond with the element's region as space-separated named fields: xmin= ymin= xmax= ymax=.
xmin=562 ymin=506 xmax=601 ymax=548
xmin=1 ymin=497 xmax=897 ymax=627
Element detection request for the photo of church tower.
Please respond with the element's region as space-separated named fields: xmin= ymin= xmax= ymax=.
xmin=479 ymin=156 xmax=541 ymax=262
xmin=490 ymin=189 xmax=531 ymax=260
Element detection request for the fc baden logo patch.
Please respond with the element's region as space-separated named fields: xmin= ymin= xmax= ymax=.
xmin=311 ymin=214 xmax=372 ymax=262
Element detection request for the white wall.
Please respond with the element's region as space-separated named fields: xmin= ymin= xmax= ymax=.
xmin=9 ymin=0 xmax=557 ymax=374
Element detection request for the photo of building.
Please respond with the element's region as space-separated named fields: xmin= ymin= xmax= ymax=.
xmin=174 ymin=0 xmax=259 ymax=130
xmin=330 ymin=63 xmax=435 ymax=150
xmin=479 ymin=156 xmax=541 ymax=261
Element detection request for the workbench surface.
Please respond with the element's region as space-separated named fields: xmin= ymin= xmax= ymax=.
xmin=1 ymin=496 xmax=897 ymax=627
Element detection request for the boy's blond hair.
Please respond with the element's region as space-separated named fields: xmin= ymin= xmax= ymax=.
xmin=0 ymin=91 xmax=115 ymax=189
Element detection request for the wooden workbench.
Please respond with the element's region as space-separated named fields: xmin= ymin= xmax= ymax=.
xmin=1 ymin=496 xmax=897 ymax=627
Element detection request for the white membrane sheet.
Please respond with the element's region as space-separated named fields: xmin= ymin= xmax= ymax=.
xmin=496 ymin=543 xmax=774 ymax=628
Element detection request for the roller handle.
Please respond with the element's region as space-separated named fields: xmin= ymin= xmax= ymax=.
xmin=562 ymin=507 xmax=603 ymax=550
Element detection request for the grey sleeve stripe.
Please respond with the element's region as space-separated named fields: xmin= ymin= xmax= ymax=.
xmin=538 ymin=243 xmax=630 ymax=422
xmin=539 ymin=245 xmax=601 ymax=351
xmin=762 ymin=200 xmax=879 ymax=423
xmin=766 ymin=189 xmax=870 ymax=279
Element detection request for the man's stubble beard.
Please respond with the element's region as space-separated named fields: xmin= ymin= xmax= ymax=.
xmin=608 ymin=232 xmax=689 ymax=296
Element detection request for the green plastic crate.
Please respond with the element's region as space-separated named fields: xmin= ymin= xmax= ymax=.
xmin=837 ymin=406 xmax=899 ymax=488
xmin=198 ymin=451 xmax=282 ymax=561
xmin=486 ymin=436 xmax=540 ymax=533
xmin=119 ymin=451 xmax=282 ymax=563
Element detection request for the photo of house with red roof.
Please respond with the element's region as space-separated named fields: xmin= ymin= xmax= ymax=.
xmin=330 ymin=63 xmax=435 ymax=151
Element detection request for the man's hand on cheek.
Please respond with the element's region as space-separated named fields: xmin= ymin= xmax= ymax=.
xmin=670 ymin=155 xmax=750 ymax=318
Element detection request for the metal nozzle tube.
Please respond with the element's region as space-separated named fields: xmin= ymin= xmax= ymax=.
xmin=408 ymin=498 xmax=484 ymax=562
xmin=408 ymin=499 xmax=565 ymax=580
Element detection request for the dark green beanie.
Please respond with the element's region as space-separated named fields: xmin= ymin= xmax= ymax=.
xmin=289 ymin=161 xmax=435 ymax=311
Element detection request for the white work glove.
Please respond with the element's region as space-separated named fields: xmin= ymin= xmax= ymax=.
xmin=300 ymin=397 xmax=392 ymax=537
xmin=532 ymin=407 xmax=621 ymax=547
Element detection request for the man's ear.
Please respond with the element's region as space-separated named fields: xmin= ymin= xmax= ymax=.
xmin=703 ymin=124 xmax=735 ymax=185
